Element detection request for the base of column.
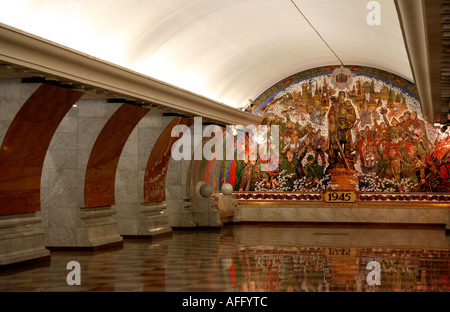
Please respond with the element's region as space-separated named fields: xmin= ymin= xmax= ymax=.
xmin=191 ymin=197 xmax=222 ymax=227
xmin=0 ymin=213 xmax=50 ymax=267
xmin=78 ymin=206 xmax=123 ymax=248
xmin=137 ymin=202 xmax=172 ymax=237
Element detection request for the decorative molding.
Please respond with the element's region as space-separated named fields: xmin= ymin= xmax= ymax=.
xmin=0 ymin=212 xmax=50 ymax=266
xmin=0 ymin=23 xmax=262 ymax=126
xmin=235 ymin=191 xmax=450 ymax=204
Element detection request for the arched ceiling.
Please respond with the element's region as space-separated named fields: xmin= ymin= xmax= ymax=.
xmin=0 ymin=0 xmax=412 ymax=109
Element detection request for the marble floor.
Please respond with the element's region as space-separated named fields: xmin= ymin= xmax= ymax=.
xmin=0 ymin=223 xmax=449 ymax=292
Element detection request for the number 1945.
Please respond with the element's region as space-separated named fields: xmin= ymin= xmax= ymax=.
xmin=324 ymin=191 xmax=357 ymax=203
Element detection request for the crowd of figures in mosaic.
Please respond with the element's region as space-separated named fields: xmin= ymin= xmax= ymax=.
xmin=229 ymin=66 xmax=450 ymax=193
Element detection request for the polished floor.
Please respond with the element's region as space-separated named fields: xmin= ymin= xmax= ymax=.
xmin=0 ymin=224 xmax=449 ymax=292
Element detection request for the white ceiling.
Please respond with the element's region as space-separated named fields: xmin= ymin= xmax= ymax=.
xmin=0 ymin=0 xmax=412 ymax=109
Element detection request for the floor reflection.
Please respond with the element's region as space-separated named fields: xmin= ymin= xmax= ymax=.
xmin=194 ymin=224 xmax=450 ymax=292
xmin=0 ymin=224 xmax=449 ymax=292
xmin=226 ymin=245 xmax=449 ymax=292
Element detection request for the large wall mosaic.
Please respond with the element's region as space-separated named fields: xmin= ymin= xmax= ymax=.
xmin=187 ymin=66 xmax=450 ymax=200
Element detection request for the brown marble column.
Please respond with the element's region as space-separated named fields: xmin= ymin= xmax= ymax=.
xmin=0 ymin=84 xmax=82 ymax=215
xmin=84 ymin=104 xmax=149 ymax=208
xmin=143 ymin=117 xmax=193 ymax=203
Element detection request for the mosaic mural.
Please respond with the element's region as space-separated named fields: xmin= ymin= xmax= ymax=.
xmin=187 ymin=66 xmax=450 ymax=196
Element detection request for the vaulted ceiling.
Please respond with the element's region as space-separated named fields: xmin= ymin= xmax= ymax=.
xmin=0 ymin=0 xmax=445 ymax=124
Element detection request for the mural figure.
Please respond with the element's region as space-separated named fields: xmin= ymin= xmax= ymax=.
xmin=189 ymin=66 xmax=450 ymax=195
xmin=239 ymin=153 xmax=270 ymax=191
xmin=326 ymin=91 xmax=357 ymax=170
xmin=279 ymin=149 xmax=298 ymax=190
xmin=303 ymin=154 xmax=324 ymax=189
xmin=378 ymin=146 xmax=403 ymax=191
xmin=399 ymin=144 xmax=424 ymax=186
xmin=234 ymin=153 xmax=249 ymax=191
xmin=311 ymin=128 xmax=327 ymax=165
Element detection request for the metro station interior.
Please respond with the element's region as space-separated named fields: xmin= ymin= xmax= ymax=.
xmin=0 ymin=0 xmax=448 ymax=292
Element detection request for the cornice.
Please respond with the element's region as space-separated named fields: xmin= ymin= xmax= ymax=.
xmin=0 ymin=23 xmax=262 ymax=126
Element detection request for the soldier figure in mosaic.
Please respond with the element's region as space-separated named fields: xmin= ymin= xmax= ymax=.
xmin=378 ymin=146 xmax=403 ymax=191
xmin=311 ymin=128 xmax=327 ymax=166
xmin=279 ymin=150 xmax=299 ymax=190
xmin=361 ymin=143 xmax=379 ymax=175
xmin=303 ymin=154 xmax=324 ymax=189
xmin=399 ymin=144 xmax=424 ymax=186
xmin=380 ymin=107 xmax=405 ymax=145
xmin=239 ymin=154 xmax=270 ymax=191
xmin=326 ymin=91 xmax=357 ymax=169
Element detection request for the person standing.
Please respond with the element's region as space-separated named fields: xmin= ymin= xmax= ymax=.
xmin=234 ymin=153 xmax=249 ymax=191
xmin=326 ymin=91 xmax=357 ymax=168
xmin=279 ymin=150 xmax=299 ymax=190
xmin=239 ymin=154 xmax=270 ymax=191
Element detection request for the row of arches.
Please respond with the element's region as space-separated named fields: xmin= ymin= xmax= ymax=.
xmin=0 ymin=81 xmax=196 ymax=253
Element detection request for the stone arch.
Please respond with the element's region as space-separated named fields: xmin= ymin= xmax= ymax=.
xmin=143 ymin=116 xmax=193 ymax=203
xmin=0 ymin=83 xmax=82 ymax=215
xmin=84 ymin=104 xmax=149 ymax=208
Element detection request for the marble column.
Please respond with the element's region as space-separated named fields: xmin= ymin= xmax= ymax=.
xmin=0 ymin=80 xmax=65 ymax=265
xmin=0 ymin=79 xmax=49 ymax=266
xmin=76 ymin=99 xmax=124 ymax=249
xmin=41 ymin=99 xmax=123 ymax=249
xmin=115 ymin=113 xmax=176 ymax=237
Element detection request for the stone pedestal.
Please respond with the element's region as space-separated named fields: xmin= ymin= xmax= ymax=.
xmin=137 ymin=202 xmax=172 ymax=237
xmin=0 ymin=213 xmax=50 ymax=267
xmin=191 ymin=197 xmax=222 ymax=227
xmin=78 ymin=206 xmax=123 ymax=249
xmin=217 ymin=194 xmax=236 ymax=223
xmin=235 ymin=202 xmax=449 ymax=228
xmin=327 ymin=168 xmax=359 ymax=191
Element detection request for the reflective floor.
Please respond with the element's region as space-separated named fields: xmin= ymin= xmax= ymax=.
xmin=0 ymin=224 xmax=449 ymax=292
